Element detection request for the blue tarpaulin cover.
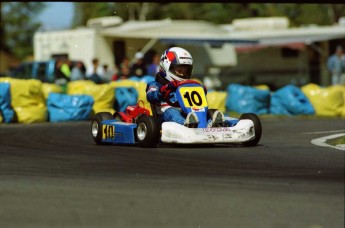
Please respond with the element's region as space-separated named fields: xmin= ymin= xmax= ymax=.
xmin=47 ymin=93 xmax=94 ymax=122
xmin=270 ymin=84 xmax=315 ymax=115
xmin=0 ymin=82 xmax=15 ymax=123
xmin=226 ymin=84 xmax=270 ymax=114
xmin=114 ymin=87 xmax=138 ymax=112
xmin=128 ymin=75 xmax=155 ymax=83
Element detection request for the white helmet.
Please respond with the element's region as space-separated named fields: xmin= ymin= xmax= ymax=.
xmin=159 ymin=47 xmax=193 ymax=82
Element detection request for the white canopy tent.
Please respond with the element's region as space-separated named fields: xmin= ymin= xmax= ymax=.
xmin=100 ymin=18 xmax=257 ymax=55
xmin=221 ymin=23 xmax=345 ymax=53
xmin=100 ymin=19 xmax=257 ymax=41
xmin=99 ymin=18 xmax=258 ymax=70
xmin=100 ymin=17 xmax=344 ymax=58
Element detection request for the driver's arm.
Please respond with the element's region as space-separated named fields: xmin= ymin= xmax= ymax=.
xmin=146 ymin=81 xmax=164 ymax=104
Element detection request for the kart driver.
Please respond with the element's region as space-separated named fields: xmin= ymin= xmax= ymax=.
xmin=146 ymin=47 xmax=225 ymax=128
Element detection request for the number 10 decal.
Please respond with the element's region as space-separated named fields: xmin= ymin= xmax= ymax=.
xmin=179 ymin=87 xmax=207 ymax=108
xmin=183 ymin=91 xmax=202 ymax=106
xmin=103 ymin=125 xmax=115 ymax=139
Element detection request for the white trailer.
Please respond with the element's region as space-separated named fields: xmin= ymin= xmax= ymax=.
xmin=34 ymin=27 xmax=115 ymax=70
xmin=34 ymin=16 xmax=344 ymax=87
xmin=34 ymin=17 xmax=256 ymax=76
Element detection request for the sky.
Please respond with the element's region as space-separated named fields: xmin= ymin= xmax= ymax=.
xmin=37 ymin=2 xmax=74 ymax=30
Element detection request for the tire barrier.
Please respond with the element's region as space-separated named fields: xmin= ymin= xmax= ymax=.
xmin=270 ymin=85 xmax=315 ymax=115
xmin=302 ymin=84 xmax=345 ymax=117
xmin=206 ymin=90 xmax=227 ymax=113
xmin=1 ymin=77 xmax=344 ymax=124
xmin=226 ymin=83 xmax=270 ymax=115
xmin=0 ymin=77 xmax=47 ymax=123
xmin=42 ymin=83 xmax=63 ymax=100
xmin=109 ymin=79 xmax=151 ymax=114
xmin=114 ymin=87 xmax=138 ymax=112
xmin=67 ymin=80 xmax=115 ymax=114
xmin=47 ymin=93 xmax=94 ymax=122
xmin=0 ymin=82 xmax=15 ymax=123
xmin=128 ymin=75 xmax=155 ymax=83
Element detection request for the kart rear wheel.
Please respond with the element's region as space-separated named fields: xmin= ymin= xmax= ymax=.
xmin=239 ymin=113 xmax=262 ymax=146
xmin=136 ymin=115 xmax=160 ymax=148
xmin=91 ymin=112 xmax=114 ymax=145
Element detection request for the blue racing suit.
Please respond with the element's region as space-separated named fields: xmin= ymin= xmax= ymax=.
xmin=146 ymin=80 xmax=186 ymax=125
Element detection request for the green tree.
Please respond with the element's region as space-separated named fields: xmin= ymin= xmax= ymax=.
xmin=1 ymin=2 xmax=45 ymax=60
xmin=72 ymin=2 xmax=114 ymax=27
xmin=248 ymin=4 xmax=345 ymax=27
xmin=71 ymin=3 xmax=344 ymax=28
xmin=71 ymin=2 xmax=157 ymax=27
xmin=328 ymin=4 xmax=345 ymax=24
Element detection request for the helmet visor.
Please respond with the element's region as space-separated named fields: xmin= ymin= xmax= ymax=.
xmin=169 ymin=64 xmax=193 ymax=79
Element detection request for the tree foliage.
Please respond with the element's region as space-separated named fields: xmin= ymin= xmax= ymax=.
xmin=1 ymin=2 xmax=344 ymax=61
xmin=71 ymin=3 xmax=345 ymax=28
xmin=72 ymin=2 xmax=114 ymax=27
xmin=1 ymin=2 xmax=45 ymax=60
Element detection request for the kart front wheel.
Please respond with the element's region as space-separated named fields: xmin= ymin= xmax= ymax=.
xmin=91 ymin=112 xmax=114 ymax=145
xmin=136 ymin=115 xmax=160 ymax=148
xmin=239 ymin=113 xmax=262 ymax=146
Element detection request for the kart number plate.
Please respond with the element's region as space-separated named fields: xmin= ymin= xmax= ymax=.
xmin=102 ymin=124 xmax=115 ymax=139
xmin=178 ymin=87 xmax=207 ymax=108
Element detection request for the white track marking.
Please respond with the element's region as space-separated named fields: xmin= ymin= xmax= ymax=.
xmin=311 ymin=133 xmax=345 ymax=151
xmin=303 ymin=130 xmax=345 ymax=134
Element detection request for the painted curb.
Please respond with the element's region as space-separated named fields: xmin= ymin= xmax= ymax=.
xmin=311 ymin=133 xmax=345 ymax=151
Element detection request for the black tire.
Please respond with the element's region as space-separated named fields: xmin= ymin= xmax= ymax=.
xmin=239 ymin=113 xmax=262 ymax=146
xmin=91 ymin=112 xmax=114 ymax=145
xmin=136 ymin=115 xmax=160 ymax=148
xmin=113 ymin=111 xmax=123 ymax=122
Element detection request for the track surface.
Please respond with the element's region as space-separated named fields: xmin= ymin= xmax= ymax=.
xmin=0 ymin=117 xmax=344 ymax=228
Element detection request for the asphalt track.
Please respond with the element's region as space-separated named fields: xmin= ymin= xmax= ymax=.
xmin=0 ymin=117 xmax=344 ymax=228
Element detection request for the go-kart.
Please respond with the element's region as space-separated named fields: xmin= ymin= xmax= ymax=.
xmin=91 ymin=80 xmax=262 ymax=147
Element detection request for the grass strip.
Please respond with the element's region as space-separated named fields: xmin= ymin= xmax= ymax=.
xmin=326 ymin=136 xmax=345 ymax=146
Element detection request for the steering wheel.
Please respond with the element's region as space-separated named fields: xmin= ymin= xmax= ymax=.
xmin=164 ymin=80 xmax=203 ymax=107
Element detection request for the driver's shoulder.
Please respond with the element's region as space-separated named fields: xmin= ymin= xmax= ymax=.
xmin=147 ymin=80 xmax=163 ymax=87
xmin=146 ymin=80 xmax=162 ymax=92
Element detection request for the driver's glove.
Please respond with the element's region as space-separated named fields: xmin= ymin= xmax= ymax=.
xmin=159 ymin=81 xmax=179 ymax=99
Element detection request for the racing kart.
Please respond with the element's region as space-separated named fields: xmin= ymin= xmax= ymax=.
xmin=91 ymin=80 xmax=262 ymax=147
